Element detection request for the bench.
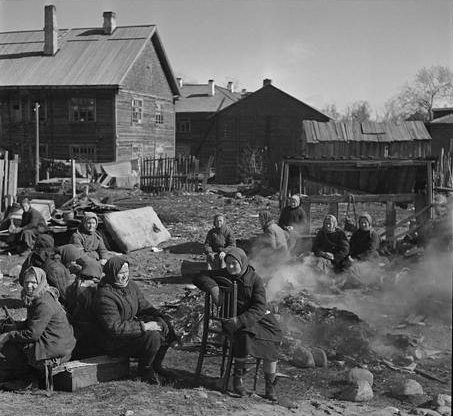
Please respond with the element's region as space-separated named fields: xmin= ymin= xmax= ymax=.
xmin=47 ymin=355 xmax=130 ymax=392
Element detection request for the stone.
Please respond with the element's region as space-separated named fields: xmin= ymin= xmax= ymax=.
xmin=340 ymin=380 xmax=373 ymax=402
xmin=432 ymin=394 xmax=451 ymax=408
xmin=411 ymin=409 xmax=442 ymax=416
xmin=436 ymin=406 xmax=451 ymax=416
xmin=347 ymin=367 xmax=374 ymax=387
xmin=291 ymin=346 xmax=315 ymax=368
xmin=392 ymin=379 xmax=424 ymax=396
xmin=311 ymin=347 xmax=328 ymax=368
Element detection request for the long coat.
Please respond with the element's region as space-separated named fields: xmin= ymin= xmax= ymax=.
xmin=312 ymin=227 xmax=350 ymax=268
xmin=349 ymin=229 xmax=380 ymax=261
xmin=194 ymin=266 xmax=282 ymax=359
xmin=204 ymin=225 xmax=236 ymax=255
xmin=70 ymin=228 xmax=108 ymax=260
xmin=8 ymin=291 xmax=76 ymax=362
xmin=21 ymin=207 xmax=47 ymax=233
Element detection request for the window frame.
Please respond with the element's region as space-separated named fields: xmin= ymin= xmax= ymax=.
xmin=177 ymin=118 xmax=191 ymax=133
xmin=10 ymin=98 xmax=22 ymax=122
xmin=69 ymin=144 xmax=97 ymax=161
xmin=69 ymin=97 xmax=96 ymax=122
xmin=154 ymin=102 xmax=164 ymax=125
xmin=131 ymin=98 xmax=144 ymax=124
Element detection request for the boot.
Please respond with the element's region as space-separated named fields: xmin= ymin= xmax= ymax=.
xmin=139 ymin=366 xmax=161 ymax=385
xmin=152 ymin=346 xmax=169 ymax=373
xmin=264 ymin=373 xmax=277 ymax=401
xmin=232 ymin=362 xmax=248 ymax=396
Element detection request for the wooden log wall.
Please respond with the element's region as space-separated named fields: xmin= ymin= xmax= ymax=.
xmin=140 ymin=155 xmax=200 ymax=194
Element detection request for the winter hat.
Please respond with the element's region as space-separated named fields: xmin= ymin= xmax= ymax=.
xmin=57 ymin=244 xmax=83 ymax=265
xmin=33 ymin=234 xmax=55 ymax=252
xmin=77 ymin=257 xmax=103 ymax=280
xmin=225 ymin=247 xmax=249 ymax=276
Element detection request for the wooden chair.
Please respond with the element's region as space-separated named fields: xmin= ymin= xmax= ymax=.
xmin=195 ymin=276 xmax=261 ymax=393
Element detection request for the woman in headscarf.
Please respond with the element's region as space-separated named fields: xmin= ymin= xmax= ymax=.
xmin=94 ymin=256 xmax=177 ymax=384
xmin=349 ymin=213 xmax=380 ymax=261
xmin=258 ymin=210 xmax=288 ymax=255
xmin=19 ymin=235 xmax=75 ymax=306
xmin=0 ymin=267 xmax=76 ymax=384
xmin=204 ymin=213 xmax=236 ymax=269
xmin=312 ymin=214 xmax=350 ymax=273
xmin=193 ymin=247 xmax=282 ymax=401
xmin=69 ymin=212 xmax=108 ymax=264
xmin=278 ymin=195 xmax=308 ymax=255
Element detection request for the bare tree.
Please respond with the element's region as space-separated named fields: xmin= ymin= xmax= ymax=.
xmin=385 ymin=65 xmax=453 ymax=121
xmin=321 ymin=101 xmax=373 ymax=122
xmin=321 ymin=103 xmax=341 ymax=120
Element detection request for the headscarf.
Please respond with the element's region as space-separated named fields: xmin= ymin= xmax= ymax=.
xmin=81 ymin=212 xmax=99 ymax=234
xmin=57 ymin=244 xmax=83 ymax=266
xmin=102 ymin=255 xmax=129 ymax=287
xmin=224 ymin=247 xmax=249 ymax=276
xmin=78 ymin=257 xmax=103 ymax=280
xmin=21 ymin=266 xmax=59 ymax=306
xmin=290 ymin=195 xmax=300 ymax=206
xmin=31 ymin=234 xmax=55 ymax=263
xmin=323 ymin=214 xmax=338 ymax=230
xmin=258 ymin=210 xmax=274 ymax=229
xmin=358 ymin=212 xmax=373 ymax=227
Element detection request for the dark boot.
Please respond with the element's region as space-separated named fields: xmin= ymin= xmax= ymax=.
xmin=264 ymin=373 xmax=277 ymax=401
xmin=152 ymin=345 xmax=169 ymax=374
xmin=232 ymin=362 xmax=247 ymax=396
xmin=139 ymin=366 xmax=161 ymax=385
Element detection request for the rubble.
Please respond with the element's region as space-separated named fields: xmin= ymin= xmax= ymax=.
xmin=340 ymin=379 xmax=374 ymax=402
xmin=391 ymin=379 xmax=424 ymax=397
xmin=347 ymin=367 xmax=374 ymax=387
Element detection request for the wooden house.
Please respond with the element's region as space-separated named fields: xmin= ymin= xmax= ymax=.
xmin=0 ymin=6 xmax=180 ymax=183
xmin=426 ymin=108 xmax=453 ymax=156
xmin=211 ymin=79 xmax=330 ymax=184
xmin=302 ymin=120 xmax=431 ymax=158
xmin=175 ymin=79 xmax=242 ymax=164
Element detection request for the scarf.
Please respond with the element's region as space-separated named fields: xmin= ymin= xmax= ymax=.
xmin=81 ymin=212 xmax=99 ymax=234
xmin=21 ymin=266 xmax=59 ymax=306
xmin=101 ymin=255 xmax=130 ymax=288
xmin=225 ymin=246 xmax=249 ymax=277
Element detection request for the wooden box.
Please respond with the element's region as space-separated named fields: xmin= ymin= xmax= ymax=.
xmin=52 ymin=355 xmax=130 ymax=392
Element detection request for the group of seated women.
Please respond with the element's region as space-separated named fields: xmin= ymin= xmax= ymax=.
xmin=0 ymin=213 xmax=176 ymax=389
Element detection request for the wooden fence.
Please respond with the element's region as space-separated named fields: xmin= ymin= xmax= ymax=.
xmin=140 ymin=156 xmax=200 ymax=193
xmin=435 ymin=148 xmax=453 ymax=189
xmin=0 ymin=151 xmax=19 ymax=213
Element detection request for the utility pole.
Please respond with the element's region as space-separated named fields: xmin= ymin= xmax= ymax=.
xmin=34 ymin=101 xmax=40 ymax=185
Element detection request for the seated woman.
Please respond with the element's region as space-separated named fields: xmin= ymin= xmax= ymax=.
xmin=94 ymin=256 xmax=176 ymax=384
xmin=312 ymin=214 xmax=350 ymax=273
xmin=349 ymin=213 xmax=380 ymax=262
xmin=193 ymin=247 xmax=282 ymax=401
xmin=204 ymin=214 xmax=236 ymax=269
xmin=19 ymin=235 xmax=75 ymax=306
xmin=0 ymin=267 xmax=76 ymax=385
xmin=278 ymin=195 xmax=308 ymax=255
xmin=258 ymin=210 xmax=288 ymax=255
xmin=70 ymin=212 xmax=108 ymax=265
xmin=56 ymin=244 xmax=85 ymax=274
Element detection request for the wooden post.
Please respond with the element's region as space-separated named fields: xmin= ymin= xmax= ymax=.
xmin=34 ymin=102 xmax=40 ymax=185
xmin=426 ymin=161 xmax=433 ymax=220
xmin=386 ymin=201 xmax=396 ymax=248
xmin=3 ymin=151 xmax=9 ymax=210
xmin=0 ymin=158 xmax=4 ymax=213
xmin=71 ymin=159 xmax=76 ymax=198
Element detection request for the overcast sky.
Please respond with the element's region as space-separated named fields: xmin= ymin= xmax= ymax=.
xmin=1 ymin=0 xmax=452 ymax=115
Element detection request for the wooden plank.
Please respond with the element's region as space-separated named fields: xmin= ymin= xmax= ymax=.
xmin=300 ymin=194 xmax=415 ymax=204
xmin=3 ymin=151 xmax=9 ymax=209
xmin=0 ymin=159 xmax=4 ymax=213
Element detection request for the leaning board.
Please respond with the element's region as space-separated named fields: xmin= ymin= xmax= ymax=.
xmin=103 ymin=206 xmax=171 ymax=253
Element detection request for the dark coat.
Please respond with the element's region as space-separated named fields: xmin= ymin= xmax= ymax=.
xmin=94 ymin=280 xmax=161 ymax=351
xmin=204 ymin=225 xmax=236 ymax=255
xmin=349 ymin=229 xmax=380 ymax=261
xmin=8 ymin=291 xmax=76 ymax=361
xmin=278 ymin=206 xmax=307 ymax=230
xmin=20 ymin=207 xmax=47 ymax=233
xmin=312 ymin=227 xmax=350 ymax=266
xmin=194 ymin=267 xmax=282 ymax=343
xmin=70 ymin=229 xmax=107 ymax=260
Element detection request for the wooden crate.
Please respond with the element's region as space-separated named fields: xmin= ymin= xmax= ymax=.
xmin=52 ymin=355 xmax=130 ymax=392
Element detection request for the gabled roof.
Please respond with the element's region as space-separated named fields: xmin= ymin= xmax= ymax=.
xmin=175 ymin=84 xmax=242 ymax=113
xmin=0 ymin=26 xmax=180 ymax=94
xmin=303 ymin=120 xmax=431 ymax=143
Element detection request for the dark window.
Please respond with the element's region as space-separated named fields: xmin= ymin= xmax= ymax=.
xmin=69 ymin=98 xmax=96 ymax=122
xmin=132 ymin=98 xmax=143 ymax=124
xmin=10 ymin=99 xmax=22 ymax=122
xmin=177 ymin=119 xmax=191 ymax=133
xmin=155 ymin=103 xmax=163 ymax=125
xmin=69 ymin=144 xmax=97 ymax=161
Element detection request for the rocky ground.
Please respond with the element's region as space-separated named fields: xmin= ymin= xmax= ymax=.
xmin=0 ymin=187 xmax=451 ymax=416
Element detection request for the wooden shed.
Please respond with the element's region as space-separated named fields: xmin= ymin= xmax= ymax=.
xmin=302 ymin=120 xmax=431 ymax=159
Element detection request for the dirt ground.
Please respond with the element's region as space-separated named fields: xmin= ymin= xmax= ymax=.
xmin=0 ymin=187 xmax=451 ymax=416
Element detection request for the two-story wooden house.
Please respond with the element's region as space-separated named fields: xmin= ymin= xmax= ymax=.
xmin=0 ymin=6 xmax=179 ymax=183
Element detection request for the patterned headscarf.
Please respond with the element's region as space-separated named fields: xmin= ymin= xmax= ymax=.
xmin=225 ymin=247 xmax=249 ymax=276
xmin=21 ymin=266 xmax=59 ymax=306
xmin=290 ymin=195 xmax=301 ymax=206
xmin=81 ymin=212 xmax=99 ymax=234
xmin=102 ymin=256 xmax=130 ymax=288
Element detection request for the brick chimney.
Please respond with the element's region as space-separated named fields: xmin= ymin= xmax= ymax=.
xmin=176 ymin=77 xmax=183 ymax=88
xmin=103 ymin=11 xmax=117 ymax=35
xmin=263 ymin=78 xmax=272 ymax=87
xmin=208 ymin=79 xmax=215 ymax=96
xmin=44 ymin=5 xmax=58 ymax=56
xmin=227 ymin=81 xmax=234 ymax=93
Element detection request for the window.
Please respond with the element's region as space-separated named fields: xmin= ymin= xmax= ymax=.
xmin=131 ymin=98 xmax=143 ymax=124
xmin=69 ymin=98 xmax=95 ymax=122
xmin=155 ymin=102 xmax=163 ymax=125
xmin=69 ymin=144 xmax=97 ymax=161
xmin=29 ymin=99 xmax=47 ymax=121
xmin=10 ymin=99 xmax=22 ymax=122
xmin=177 ymin=119 xmax=191 ymax=133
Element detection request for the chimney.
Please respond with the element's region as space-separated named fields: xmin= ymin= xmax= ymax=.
xmin=103 ymin=11 xmax=117 ymax=35
xmin=263 ymin=78 xmax=272 ymax=87
xmin=208 ymin=79 xmax=215 ymax=96
xmin=44 ymin=5 xmax=58 ymax=56
xmin=176 ymin=77 xmax=183 ymax=88
xmin=241 ymin=88 xmax=247 ymax=96
xmin=227 ymin=81 xmax=234 ymax=93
